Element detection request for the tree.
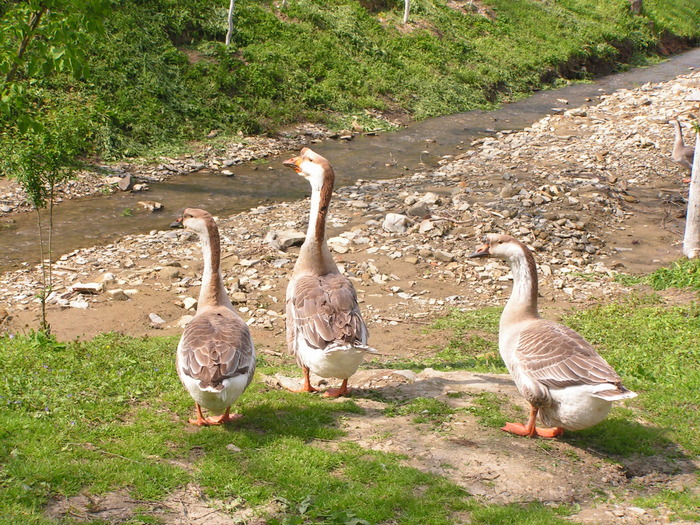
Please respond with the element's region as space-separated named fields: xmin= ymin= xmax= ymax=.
xmin=0 ymin=0 xmax=107 ymax=332
xmin=225 ymin=0 xmax=235 ymax=46
xmin=403 ymin=0 xmax=410 ymax=25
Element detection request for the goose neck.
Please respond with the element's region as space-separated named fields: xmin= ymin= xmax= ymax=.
xmin=299 ymin=179 xmax=337 ymax=275
xmin=198 ymin=222 xmax=232 ymax=310
xmin=502 ymin=248 xmax=539 ymax=323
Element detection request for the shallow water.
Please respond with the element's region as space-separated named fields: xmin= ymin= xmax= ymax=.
xmin=2 ymin=48 xmax=699 ymax=272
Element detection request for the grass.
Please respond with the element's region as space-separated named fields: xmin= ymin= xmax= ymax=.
xmin=0 ymin=331 xmax=574 ymax=524
xmin=2 ymin=0 xmax=699 ymax=160
xmin=2 ymin=258 xmax=700 ymax=522
xmin=616 ymin=257 xmax=700 ymax=290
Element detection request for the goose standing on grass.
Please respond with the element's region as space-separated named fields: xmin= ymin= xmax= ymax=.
xmin=282 ymin=147 xmax=376 ymax=397
xmin=670 ymin=118 xmax=695 ymax=182
xmin=176 ymin=208 xmax=256 ymax=426
xmin=469 ymin=234 xmax=636 ymax=438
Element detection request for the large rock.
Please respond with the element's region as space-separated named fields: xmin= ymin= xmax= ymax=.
xmin=265 ymin=229 xmax=306 ymax=251
xmin=382 ymin=213 xmax=410 ymax=234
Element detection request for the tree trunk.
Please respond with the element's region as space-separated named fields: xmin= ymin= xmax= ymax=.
xmin=683 ymin=132 xmax=700 ymax=258
xmin=403 ymin=0 xmax=410 ymax=24
xmin=225 ymin=0 xmax=235 ymax=46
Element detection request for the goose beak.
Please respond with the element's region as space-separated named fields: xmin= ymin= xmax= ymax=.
xmin=170 ymin=216 xmax=183 ymax=229
xmin=283 ymin=155 xmax=302 ymax=173
xmin=468 ymin=242 xmax=490 ymax=258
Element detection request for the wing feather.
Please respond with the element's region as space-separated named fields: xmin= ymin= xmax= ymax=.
xmin=179 ymin=308 xmax=256 ymax=390
xmin=516 ymin=319 xmax=622 ymax=389
xmin=286 ymin=274 xmax=368 ymax=359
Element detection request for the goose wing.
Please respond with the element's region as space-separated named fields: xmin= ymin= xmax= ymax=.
xmin=286 ymin=273 xmax=368 ymax=357
xmin=179 ymin=309 xmax=255 ymax=390
xmin=515 ymin=319 xmax=622 ymax=388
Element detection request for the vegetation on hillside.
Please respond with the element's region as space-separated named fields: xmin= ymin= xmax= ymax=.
xmin=1 ymin=0 xmax=699 ymax=162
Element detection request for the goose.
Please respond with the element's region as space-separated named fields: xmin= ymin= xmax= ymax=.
xmin=469 ymin=234 xmax=636 ymax=437
xmin=176 ymin=208 xmax=256 ymax=426
xmin=670 ymin=118 xmax=695 ymax=182
xmin=282 ymin=147 xmax=376 ymax=397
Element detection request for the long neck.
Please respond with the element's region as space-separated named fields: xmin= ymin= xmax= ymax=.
xmin=198 ymin=222 xmax=233 ymax=310
xmin=673 ymin=121 xmax=684 ymax=148
xmin=297 ymin=176 xmax=337 ymax=275
xmin=502 ymin=246 xmax=539 ymax=324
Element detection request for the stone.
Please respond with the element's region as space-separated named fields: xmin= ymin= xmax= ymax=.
xmin=160 ymin=267 xmax=182 ymax=280
xmin=108 ymin=289 xmax=130 ymax=301
xmin=434 ymin=250 xmax=455 ymax=262
xmin=149 ymin=313 xmax=166 ymax=325
xmin=382 ymin=213 xmax=409 ymax=234
xmin=183 ymin=297 xmax=198 ymax=310
xmin=406 ymin=201 xmax=431 ymax=218
xmin=137 ymin=201 xmax=163 ymax=212
xmin=117 ymin=173 xmax=133 ymax=191
xmin=265 ymin=229 xmax=306 ymax=251
xmin=69 ymin=282 xmax=104 ymax=294
xmin=231 ymin=292 xmax=247 ymax=303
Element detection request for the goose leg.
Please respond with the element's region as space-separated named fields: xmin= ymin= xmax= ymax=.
xmin=204 ymin=407 xmax=243 ymax=425
xmin=323 ymin=379 xmax=350 ymax=398
xmin=189 ymin=403 xmax=209 ymax=426
xmin=290 ymin=366 xmax=318 ymax=393
xmin=501 ymin=405 xmax=564 ymax=438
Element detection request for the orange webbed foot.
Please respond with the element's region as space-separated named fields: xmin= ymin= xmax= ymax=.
xmin=204 ymin=412 xmax=243 ymax=426
xmin=322 ymin=379 xmax=350 ymax=398
xmin=501 ymin=422 xmax=564 ymax=438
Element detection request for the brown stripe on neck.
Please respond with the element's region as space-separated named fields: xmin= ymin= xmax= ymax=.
xmin=202 ymin=219 xmax=223 ymax=304
xmin=314 ymin=166 xmax=335 ymax=243
xmin=519 ymin=239 xmax=539 ymax=308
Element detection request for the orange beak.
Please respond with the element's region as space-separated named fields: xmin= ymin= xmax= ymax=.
xmin=468 ymin=242 xmax=490 ymax=258
xmin=283 ymin=155 xmax=302 ymax=173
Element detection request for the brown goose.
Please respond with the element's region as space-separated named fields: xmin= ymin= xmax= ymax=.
xmin=282 ymin=147 xmax=376 ymax=397
xmin=670 ymin=118 xmax=695 ymax=182
xmin=469 ymin=234 xmax=636 ymax=438
xmin=176 ymin=208 xmax=256 ymax=426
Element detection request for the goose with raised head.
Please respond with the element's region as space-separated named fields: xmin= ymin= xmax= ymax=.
xmin=469 ymin=234 xmax=636 ymax=438
xmin=670 ymin=118 xmax=695 ymax=182
xmin=176 ymin=208 xmax=256 ymax=426
xmin=282 ymin=147 xmax=376 ymax=397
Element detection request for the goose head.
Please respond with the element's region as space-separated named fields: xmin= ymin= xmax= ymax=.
xmin=283 ymin=147 xmax=334 ymax=191
xmin=468 ymin=233 xmax=524 ymax=261
xmin=180 ymin=208 xmax=215 ymax=236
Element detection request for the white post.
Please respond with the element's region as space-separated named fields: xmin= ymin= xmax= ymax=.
xmin=225 ymin=0 xmax=235 ymax=46
xmin=403 ymin=0 xmax=410 ymax=24
xmin=683 ymin=131 xmax=700 ymax=258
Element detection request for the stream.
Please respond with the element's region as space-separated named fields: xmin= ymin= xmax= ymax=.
xmin=2 ymin=48 xmax=699 ymax=273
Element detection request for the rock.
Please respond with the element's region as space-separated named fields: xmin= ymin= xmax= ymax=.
xmin=226 ymin=443 xmax=242 ymax=453
xmin=382 ymin=213 xmax=409 ymax=234
xmin=132 ymin=183 xmax=148 ymax=192
xmin=265 ymin=229 xmax=306 ymax=250
xmin=69 ymin=298 xmax=90 ymax=309
xmin=117 ymin=173 xmax=133 ymax=191
xmin=69 ymin=282 xmax=104 ymax=294
xmin=231 ymin=292 xmax=247 ymax=303
xmin=107 ymin=289 xmax=130 ymax=301
xmin=434 ymin=250 xmax=455 ymax=263
xmin=149 ymin=313 xmax=166 ymax=326
xmin=419 ymin=219 xmax=434 ymax=233
xmin=160 ymin=267 xmax=182 ymax=280
xmin=407 ymin=201 xmax=431 ymax=218
xmin=221 ymin=170 xmax=234 ymax=177
xmin=137 ymin=201 xmax=163 ymax=212
xmin=183 ymin=297 xmax=198 ymax=310
xmin=99 ymin=272 xmax=116 ymax=284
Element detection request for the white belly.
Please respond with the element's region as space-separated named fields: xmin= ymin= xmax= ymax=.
xmin=539 ymin=385 xmax=613 ymax=431
xmin=296 ymin=337 xmax=368 ymax=379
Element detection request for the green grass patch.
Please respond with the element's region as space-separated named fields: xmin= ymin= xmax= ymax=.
xmin=384 ymin=397 xmax=455 ymax=426
xmin=0 ymin=331 xmax=576 ymax=524
xmin=616 ymin=258 xmax=700 ymax=290
xmin=385 ymin=307 xmax=506 ymax=372
xmin=3 ymin=0 xmax=699 ymax=160
xmin=562 ymin=298 xmax=700 ymax=457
